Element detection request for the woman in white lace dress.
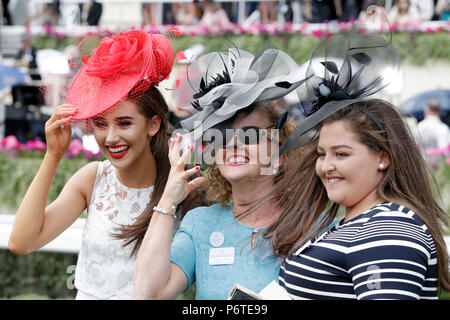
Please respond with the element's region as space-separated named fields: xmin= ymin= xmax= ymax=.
xmin=8 ymin=30 xmax=191 ymax=299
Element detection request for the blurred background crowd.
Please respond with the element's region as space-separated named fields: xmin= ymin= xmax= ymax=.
xmin=0 ymin=0 xmax=449 ymax=162
xmin=0 ymin=0 xmax=447 ymax=143
xmin=0 ymin=0 xmax=449 ymax=300
xmin=1 ymin=0 xmax=449 ymax=27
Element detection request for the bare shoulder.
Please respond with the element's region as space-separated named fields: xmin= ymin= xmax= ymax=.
xmin=67 ymin=161 xmax=100 ymax=200
xmin=79 ymin=160 xmax=100 ymax=177
xmin=73 ymin=161 xmax=99 ymax=182
xmin=44 ymin=161 xmax=100 ymax=220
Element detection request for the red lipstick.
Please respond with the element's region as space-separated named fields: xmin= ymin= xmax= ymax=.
xmin=107 ymin=145 xmax=130 ymax=159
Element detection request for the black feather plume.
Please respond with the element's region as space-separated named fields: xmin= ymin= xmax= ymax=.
xmin=275 ymin=81 xmax=293 ymax=89
xmin=191 ymin=60 xmax=233 ymax=110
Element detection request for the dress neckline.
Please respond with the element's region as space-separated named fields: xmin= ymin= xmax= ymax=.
xmin=338 ymin=201 xmax=390 ymax=227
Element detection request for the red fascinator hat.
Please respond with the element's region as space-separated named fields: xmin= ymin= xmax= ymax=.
xmin=66 ymin=30 xmax=175 ymax=120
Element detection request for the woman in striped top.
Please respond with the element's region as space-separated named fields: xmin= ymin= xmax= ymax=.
xmin=276 ymin=99 xmax=450 ymax=299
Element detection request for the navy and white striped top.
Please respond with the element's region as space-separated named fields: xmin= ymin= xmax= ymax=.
xmin=279 ymin=202 xmax=438 ymax=300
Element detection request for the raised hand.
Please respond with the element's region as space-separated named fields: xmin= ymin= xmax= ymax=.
xmin=161 ymin=133 xmax=207 ymax=207
xmin=44 ymin=104 xmax=77 ymax=159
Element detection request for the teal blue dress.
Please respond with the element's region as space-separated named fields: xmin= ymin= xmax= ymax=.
xmin=170 ymin=203 xmax=337 ymax=299
xmin=170 ymin=203 xmax=281 ymax=300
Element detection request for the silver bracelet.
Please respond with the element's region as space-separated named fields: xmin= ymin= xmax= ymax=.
xmin=153 ymin=206 xmax=177 ymax=219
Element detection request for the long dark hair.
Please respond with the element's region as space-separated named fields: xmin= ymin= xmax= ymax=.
xmin=113 ymin=85 xmax=204 ymax=256
xmin=270 ymin=99 xmax=450 ymax=292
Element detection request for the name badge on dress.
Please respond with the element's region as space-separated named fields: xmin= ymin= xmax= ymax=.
xmin=209 ymin=247 xmax=235 ymax=265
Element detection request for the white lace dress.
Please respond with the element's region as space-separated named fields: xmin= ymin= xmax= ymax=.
xmin=75 ymin=160 xmax=153 ymax=300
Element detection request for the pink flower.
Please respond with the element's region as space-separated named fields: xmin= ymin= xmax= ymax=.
xmin=444 ymin=144 xmax=450 ymax=154
xmin=22 ymin=141 xmax=33 ymax=151
xmin=312 ymin=29 xmax=323 ymax=39
xmin=389 ymin=23 xmax=399 ymax=32
xmin=1 ymin=135 xmax=21 ymax=150
xmin=338 ymin=22 xmax=348 ymax=31
xmin=44 ymin=24 xmax=52 ymax=34
xmin=33 ymin=138 xmax=47 ymax=152
xmin=68 ymin=139 xmax=84 ymax=157
xmin=56 ymin=32 xmax=66 ymax=41
xmin=83 ymin=149 xmax=102 ymax=160
xmin=436 ymin=145 xmax=450 ymax=156
xmin=427 ymin=148 xmax=444 ymax=157
xmin=24 ymin=140 xmax=37 ymax=151
xmin=83 ymin=150 xmax=94 ymax=160
xmin=285 ymin=22 xmax=293 ymax=33
xmin=223 ymin=24 xmax=234 ymax=33
xmin=299 ymin=23 xmax=308 ymax=32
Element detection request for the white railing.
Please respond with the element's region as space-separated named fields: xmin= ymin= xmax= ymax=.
xmin=0 ymin=214 xmax=85 ymax=253
xmin=1 ymin=213 xmax=449 ymax=255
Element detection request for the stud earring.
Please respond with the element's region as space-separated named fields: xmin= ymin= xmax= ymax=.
xmin=379 ymin=163 xmax=385 ymax=169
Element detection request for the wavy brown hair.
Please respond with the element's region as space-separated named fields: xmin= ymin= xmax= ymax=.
xmin=113 ymin=85 xmax=204 ymax=256
xmin=270 ymin=99 xmax=450 ymax=292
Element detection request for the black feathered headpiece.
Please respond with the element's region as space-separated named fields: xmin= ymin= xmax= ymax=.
xmin=180 ymin=42 xmax=310 ymax=142
xmin=278 ymin=25 xmax=400 ymax=155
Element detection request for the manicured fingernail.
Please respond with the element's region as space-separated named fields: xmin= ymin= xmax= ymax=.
xmin=195 ymin=166 xmax=200 ymax=170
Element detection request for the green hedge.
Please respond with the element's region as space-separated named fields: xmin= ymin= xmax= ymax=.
xmin=0 ymin=153 xmax=95 ymax=212
xmin=0 ymin=249 xmax=197 ymax=300
xmin=0 ymin=249 xmax=77 ymax=299
xmin=31 ymin=31 xmax=450 ymax=66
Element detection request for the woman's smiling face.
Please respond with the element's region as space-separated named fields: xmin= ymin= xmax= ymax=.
xmin=92 ymin=100 xmax=157 ymax=170
xmin=315 ymin=120 xmax=387 ymax=215
xmin=215 ymin=108 xmax=279 ymax=184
